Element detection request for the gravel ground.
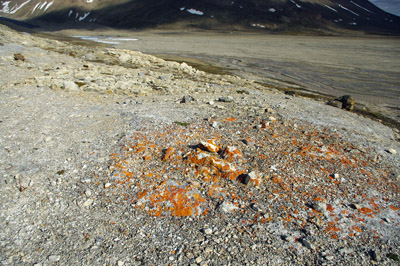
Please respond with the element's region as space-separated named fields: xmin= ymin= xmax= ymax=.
xmin=1 ymin=24 xmax=399 ymax=266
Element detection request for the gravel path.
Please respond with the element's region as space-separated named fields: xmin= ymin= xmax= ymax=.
xmin=1 ymin=25 xmax=399 ymax=266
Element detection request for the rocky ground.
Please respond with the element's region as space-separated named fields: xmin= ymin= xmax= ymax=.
xmin=0 ymin=24 xmax=400 ymax=266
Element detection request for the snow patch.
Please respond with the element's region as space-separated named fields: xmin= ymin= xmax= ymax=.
xmin=78 ymin=11 xmax=91 ymax=21
xmin=68 ymin=10 xmax=73 ymax=17
xmin=339 ymin=4 xmax=359 ymax=16
xmin=43 ymin=1 xmax=53 ymax=12
xmin=251 ymin=23 xmax=265 ymax=28
xmin=187 ymin=8 xmax=203 ymax=15
xmin=73 ymin=36 xmax=138 ymax=45
xmin=39 ymin=1 xmax=47 ymax=10
xmin=87 ymin=0 xmax=93 ymax=2
xmin=325 ymin=5 xmax=337 ymax=13
xmin=350 ymin=1 xmax=374 ymax=13
xmin=180 ymin=7 xmax=185 ymax=11
xmin=290 ymin=0 xmax=301 ymax=9
xmin=268 ymin=8 xmax=276 ymax=13
xmin=32 ymin=2 xmax=40 ymax=13
xmin=1 ymin=0 xmax=32 ymax=14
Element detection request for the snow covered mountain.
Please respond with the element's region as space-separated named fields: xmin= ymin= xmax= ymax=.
xmin=1 ymin=0 xmax=399 ymax=34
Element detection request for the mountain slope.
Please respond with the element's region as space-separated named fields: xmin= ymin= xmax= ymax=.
xmin=1 ymin=0 xmax=399 ymax=34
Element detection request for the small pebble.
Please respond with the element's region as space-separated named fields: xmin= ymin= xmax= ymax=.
xmin=204 ymin=228 xmax=212 ymax=235
xmin=48 ymin=255 xmax=60 ymax=262
xmin=82 ymin=198 xmax=93 ymax=207
xmin=118 ymin=261 xmax=124 ymax=266
xmin=104 ymin=183 xmax=111 ymax=189
xmin=196 ymin=257 xmax=203 ymax=263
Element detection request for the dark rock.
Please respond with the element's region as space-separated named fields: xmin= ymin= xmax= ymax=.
xmin=285 ymin=90 xmax=297 ymax=96
xmin=14 ymin=53 xmax=25 ymax=61
xmin=387 ymin=253 xmax=399 ymax=262
xmin=237 ymin=174 xmax=250 ymax=185
xmin=0 ymin=43 xmax=4 ymax=46
xmin=218 ymin=96 xmax=233 ymax=102
xmin=369 ymin=249 xmax=380 ymax=261
xmin=180 ymin=95 xmax=195 ymax=103
xmin=337 ymin=95 xmax=355 ymax=111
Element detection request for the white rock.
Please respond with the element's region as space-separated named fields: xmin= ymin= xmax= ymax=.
xmin=388 ymin=148 xmax=397 ymax=154
xmin=63 ymin=81 xmax=79 ymax=92
xmin=196 ymin=257 xmax=203 ymax=263
xmin=204 ymin=228 xmax=213 ymax=235
xmin=48 ymin=255 xmax=60 ymax=262
xmin=119 ymin=54 xmax=131 ymax=63
xmin=117 ymin=261 xmax=124 ymax=266
xmin=220 ymin=201 xmax=239 ymax=213
xmin=82 ymin=198 xmax=93 ymax=207
xmin=333 ymin=173 xmax=340 ymax=179
xmin=104 ymin=183 xmax=111 ymax=188
xmin=205 ymin=247 xmax=213 ymax=253
xmin=85 ymin=190 xmax=92 ymax=197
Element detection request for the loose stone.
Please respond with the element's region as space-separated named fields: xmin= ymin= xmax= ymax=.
xmin=204 ymin=228 xmax=213 ymax=235
xmin=48 ymin=255 xmax=60 ymax=262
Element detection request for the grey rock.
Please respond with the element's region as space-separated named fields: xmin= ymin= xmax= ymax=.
xmin=313 ymin=202 xmax=327 ymax=214
xmin=300 ymin=239 xmax=314 ymax=250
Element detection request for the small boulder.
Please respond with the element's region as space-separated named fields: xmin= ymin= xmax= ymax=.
xmin=63 ymin=81 xmax=79 ymax=92
xmin=180 ymin=95 xmax=195 ymax=103
xmin=337 ymin=95 xmax=355 ymax=111
xmin=14 ymin=53 xmax=26 ymax=61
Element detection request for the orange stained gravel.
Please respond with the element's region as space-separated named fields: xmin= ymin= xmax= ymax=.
xmin=100 ymin=117 xmax=399 ymax=241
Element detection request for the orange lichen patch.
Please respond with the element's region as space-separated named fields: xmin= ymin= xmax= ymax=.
xmin=162 ymin=147 xmax=176 ymax=161
xmin=221 ymin=146 xmax=243 ymax=161
xmin=97 ymin=117 xmax=399 ymax=241
xmin=313 ymin=197 xmax=326 ymax=202
xmin=358 ymin=207 xmax=374 ymax=215
xmin=199 ymin=139 xmax=220 ymax=153
xmin=272 ymin=176 xmax=283 ymax=184
xmin=326 ymin=204 xmax=335 ymax=212
xmin=351 ymin=226 xmax=363 ymax=233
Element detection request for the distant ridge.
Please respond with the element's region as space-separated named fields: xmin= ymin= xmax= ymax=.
xmin=1 ymin=0 xmax=399 ymax=34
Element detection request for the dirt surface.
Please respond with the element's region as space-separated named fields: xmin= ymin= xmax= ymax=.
xmin=1 ymin=25 xmax=400 ymax=266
